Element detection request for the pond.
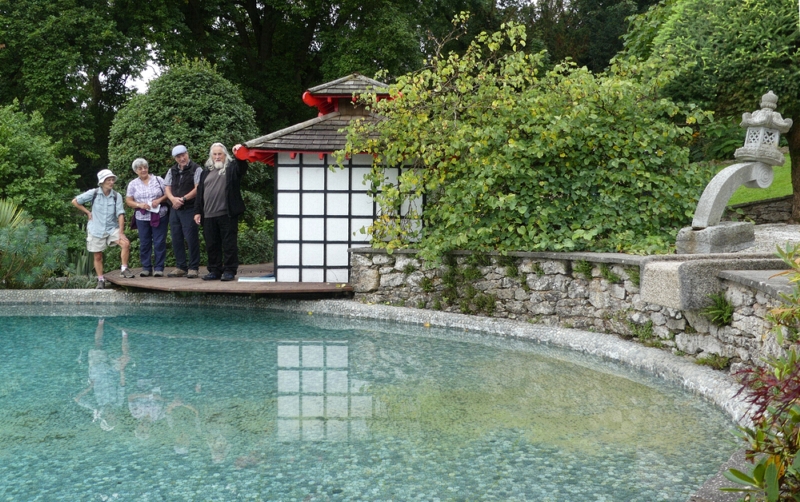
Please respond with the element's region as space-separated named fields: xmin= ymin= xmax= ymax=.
xmin=0 ymin=305 xmax=736 ymax=501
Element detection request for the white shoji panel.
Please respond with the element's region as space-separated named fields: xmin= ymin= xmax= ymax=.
xmin=277 ymin=153 xmax=299 ymax=165
xmin=277 ymin=166 xmax=300 ymax=190
xmin=302 ymin=193 xmax=325 ymax=215
xmin=327 ymin=168 xmax=349 ymax=190
xmin=351 ymin=219 xmax=373 ymax=241
xmin=303 ymin=153 xmax=325 ymax=165
xmin=301 ymin=243 xmax=324 ymax=266
xmin=277 ymin=218 xmax=299 ymax=241
xmin=326 ymin=193 xmax=349 ymax=215
xmin=384 ymin=167 xmax=399 ymax=186
xmin=351 ymin=168 xmax=372 ymax=190
xmin=301 ymin=268 xmax=324 ymax=282
xmin=326 ymin=244 xmax=349 ymax=266
xmin=278 ymin=193 xmax=300 ymax=215
xmin=302 ymin=167 xmax=325 ymax=190
xmin=326 ymin=269 xmax=349 ymax=283
xmin=351 ymin=193 xmax=373 ymax=216
xmin=277 ymin=243 xmax=300 ymax=266
xmin=277 ymin=268 xmax=299 ymax=282
xmin=302 ymin=218 xmax=325 ymax=241
xmin=326 ymin=219 xmax=349 ymax=242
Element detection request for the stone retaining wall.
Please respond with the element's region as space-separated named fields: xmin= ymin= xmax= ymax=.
xmin=350 ymin=249 xmax=787 ymax=371
xmin=724 ymin=195 xmax=792 ymax=224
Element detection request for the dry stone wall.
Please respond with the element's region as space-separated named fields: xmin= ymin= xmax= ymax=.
xmin=350 ymin=248 xmax=786 ymax=371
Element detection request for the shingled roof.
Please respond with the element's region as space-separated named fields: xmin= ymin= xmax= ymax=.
xmin=306 ymin=73 xmax=389 ymax=97
xmin=240 ymin=74 xmax=388 ymax=162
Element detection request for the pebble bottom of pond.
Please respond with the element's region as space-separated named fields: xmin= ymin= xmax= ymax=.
xmin=0 ymin=305 xmax=736 ymax=501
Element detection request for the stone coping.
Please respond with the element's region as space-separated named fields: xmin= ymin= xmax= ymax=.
xmin=0 ymin=289 xmax=749 ymax=426
xmin=719 ymin=269 xmax=794 ymax=297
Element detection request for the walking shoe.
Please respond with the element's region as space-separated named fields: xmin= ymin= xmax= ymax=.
xmin=202 ymin=273 xmax=220 ymax=281
xmin=153 ymin=270 xmax=163 ymax=277
xmin=168 ymin=269 xmax=187 ymax=278
xmin=96 ymin=279 xmax=105 ymax=290
xmin=221 ymin=272 xmax=235 ymax=282
xmin=140 ymin=270 xmax=152 ymax=277
xmin=187 ymin=269 xmax=199 ymax=279
xmin=120 ymin=268 xmax=135 ymax=278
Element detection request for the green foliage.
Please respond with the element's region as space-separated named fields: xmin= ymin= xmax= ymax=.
xmin=0 ymin=103 xmax=78 ymax=228
xmin=701 ymin=292 xmax=734 ymax=327
xmin=238 ymin=219 xmax=275 ymax=265
xmin=109 ymin=60 xmax=259 ymax=175
xmin=694 ymin=353 xmax=730 ymax=370
xmin=0 ymin=199 xmax=67 ymax=288
xmin=574 ymin=260 xmax=594 ymax=280
xmin=467 ymin=253 xmax=492 ymax=267
xmin=599 ymin=263 xmax=622 ymax=283
xmin=340 ymin=20 xmax=711 ymax=261
xmin=628 ymin=320 xmax=654 ymax=341
xmin=626 ymin=266 xmax=641 ymax=287
xmin=531 ymin=262 xmax=544 ymax=276
xmin=403 ymin=263 xmax=416 ymax=276
xmin=420 ymin=276 xmax=434 ymax=293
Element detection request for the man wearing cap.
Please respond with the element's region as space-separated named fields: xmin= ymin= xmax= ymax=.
xmin=71 ymin=169 xmax=132 ymax=289
xmin=164 ymin=145 xmax=202 ymax=278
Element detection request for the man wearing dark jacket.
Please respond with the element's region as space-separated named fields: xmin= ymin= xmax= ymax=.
xmin=165 ymin=144 xmax=203 ymax=278
xmin=194 ymin=143 xmax=248 ymax=281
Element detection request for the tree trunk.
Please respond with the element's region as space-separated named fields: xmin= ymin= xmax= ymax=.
xmin=789 ymin=124 xmax=800 ymax=221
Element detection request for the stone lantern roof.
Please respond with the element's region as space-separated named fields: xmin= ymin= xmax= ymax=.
xmin=236 ymin=74 xmax=389 ymax=164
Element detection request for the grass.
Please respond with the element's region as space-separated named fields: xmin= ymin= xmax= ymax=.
xmin=727 ymin=154 xmax=791 ymax=206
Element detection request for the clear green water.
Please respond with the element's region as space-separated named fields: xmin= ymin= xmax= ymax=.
xmin=0 ymin=305 xmax=735 ymax=501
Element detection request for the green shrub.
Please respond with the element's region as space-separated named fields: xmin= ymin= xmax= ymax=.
xmin=0 ymin=220 xmax=67 ymax=288
xmin=341 ymin=21 xmax=711 ymax=261
xmin=420 ymin=276 xmax=434 ymax=292
xmin=626 ymin=266 xmax=641 ymax=287
xmin=694 ymin=353 xmax=730 ymax=370
xmin=238 ymin=219 xmax=274 ymax=265
xmin=599 ymin=263 xmax=621 ymax=283
xmin=701 ymin=292 xmax=733 ymax=327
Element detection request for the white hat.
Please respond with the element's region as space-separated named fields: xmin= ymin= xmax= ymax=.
xmin=172 ymin=145 xmax=188 ymax=157
xmin=97 ymin=169 xmax=117 ymax=185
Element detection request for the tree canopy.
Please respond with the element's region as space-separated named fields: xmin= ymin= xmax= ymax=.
xmin=340 ymin=21 xmax=711 ymax=259
xmin=621 ymin=0 xmax=800 ymax=217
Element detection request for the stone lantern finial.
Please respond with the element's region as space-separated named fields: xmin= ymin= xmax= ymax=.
xmin=733 ymin=91 xmax=793 ymax=166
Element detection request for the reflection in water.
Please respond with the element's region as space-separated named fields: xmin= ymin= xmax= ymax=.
xmin=0 ymin=308 xmax=737 ymax=501
xmin=277 ymin=341 xmax=373 ymax=442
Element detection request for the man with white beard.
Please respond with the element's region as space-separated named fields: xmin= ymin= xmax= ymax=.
xmin=193 ymin=143 xmax=248 ymax=281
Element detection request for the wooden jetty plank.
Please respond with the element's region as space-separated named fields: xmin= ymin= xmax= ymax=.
xmin=104 ymin=264 xmax=353 ymax=296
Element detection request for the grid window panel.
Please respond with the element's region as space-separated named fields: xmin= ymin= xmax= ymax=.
xmin=303 ymin=419 xmax=325 ymax=441
xmin=277 ymin=218 xmax=300 ymax=241
xmin=277 ymin=370 xmax=299 ymax=393
xmin=326 ymin=219 xmax=349 ymax=242
xmin=327 ymin=346 xmax=349 ymax=368
xmin=302 ymin=193 xmax=325 ymax=215
xmin=327 ymin=370 xmax=348 ymax=393
xmin=277 ymin=268 xmax=299 ymax=282
xmin=326 ymin=193 xmax=349 ymax=216
xmin=302 ymin=396 xmax=324 ymax=417
xmin=351 ymin=219 xmax=373 ymax=241
xmin=351 ymin=168 xmax=372 ymax=190
xmin=302 ymin=370 xmax=324 ymax=393
xmin=351 ymin=154 xmax=373 ymax=166
xmin=384 ymin=167 xmax=399 ymax=186
xmin=302 ymin=168 xmax=325 ymax=190
xmin=277 ymin=153 xmax=299 ymax=165
xmin=302 ymin=345 xmax=324 ymax=367
xmin=302 ymin=218 xmax=325 ymax=241
xmin=301 ymin=243 xmax=324 ymax=266
xmin=277 ymin=167 xmax=300 ymax=190
xmin=350 ymin=396 xmax=373 ymax=418
xmin=278 ymin=396 xmax=299 ymax=417
xmin=351 ymin=193 xmax=373 ymax=216
xmin=326 ymin=396 xmax=348 ymax=418
xmin=326 ymin=420 xmax=348 ymax=441
xmin=326 ymin=269 xmax=349 ymax=283
xmin=301 ymin=268 xmax=325 ymax=283
xmin=277 ymin=419 xmax=299 ymax=441
xmin=277 ymin=345 xmax=299 ymax=367
xmin=277 ymin=243 xmax=299 ymax=266
xmin=277 ymin=193 xmax=300 ymax=215
xmin=302 ymin=153 xmax=325 ymax=165
xmin=327 ymin=168 xmax=349 ymax=190
xmin=326 ymin=244 xmax=349 ymax=266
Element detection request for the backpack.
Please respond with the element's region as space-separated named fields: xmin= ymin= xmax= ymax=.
xmin=91 ymin=188 xmax=119 ymax=205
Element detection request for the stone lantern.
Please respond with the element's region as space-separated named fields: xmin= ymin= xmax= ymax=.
xmin=734 ymin=90 xmax=793 ymax=167
xmin=676 ymin=91 xmax=793 ymax=253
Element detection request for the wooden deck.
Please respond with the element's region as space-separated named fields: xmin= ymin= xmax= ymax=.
xmin=104 ymin=264 xmax=353 ymax=297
